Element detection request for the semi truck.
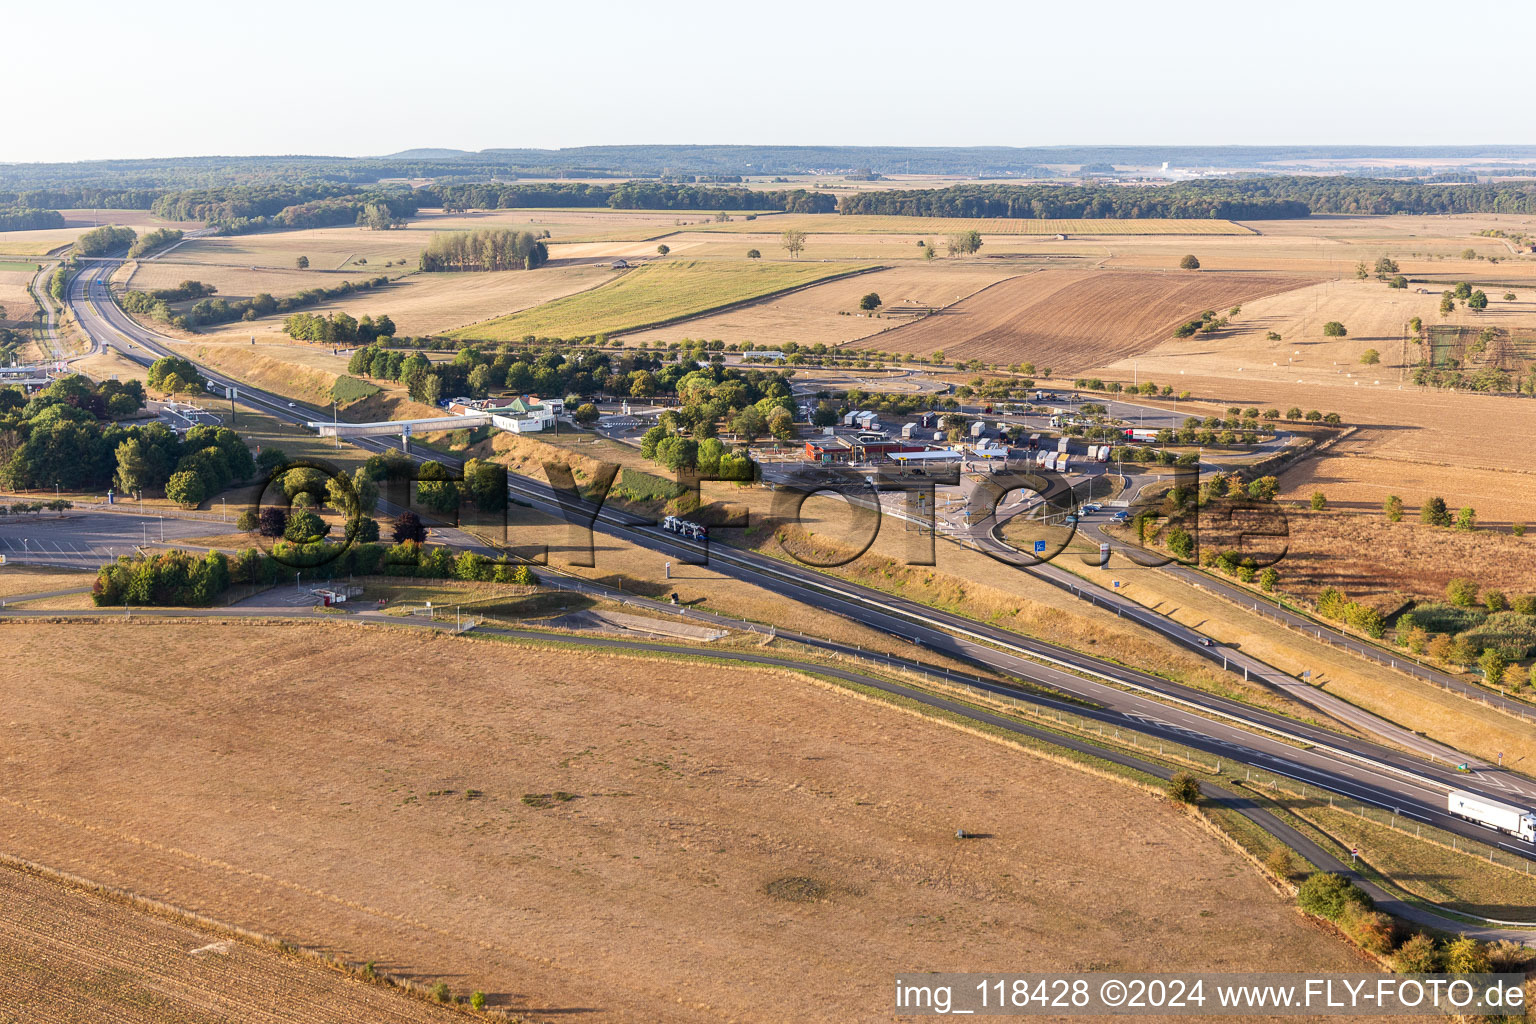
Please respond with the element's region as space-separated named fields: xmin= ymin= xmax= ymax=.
xmin=1124 ymin=428 xmax=1160 ymax=443
xmin=1448 ymin=790 xmax=1536 ymax=842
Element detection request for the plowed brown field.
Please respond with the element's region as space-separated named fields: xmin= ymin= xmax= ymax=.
xmin=877 ymin=269 xmax=1311 ymax=370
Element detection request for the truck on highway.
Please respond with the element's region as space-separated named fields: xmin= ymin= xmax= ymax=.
xmin=1124 ymin=428 xmax=1160 ymax=443
xmin=1448 ymin=790 xmax=1536 ymax=842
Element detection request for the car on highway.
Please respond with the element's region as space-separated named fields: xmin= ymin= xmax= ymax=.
xmin=287 ymin=401 xmax=296 ymax=407
xmin=1196 ymin=637 xmax=1216 ymax=647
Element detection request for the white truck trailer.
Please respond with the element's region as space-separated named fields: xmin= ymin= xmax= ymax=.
xmin=1448 ymin=790 xmax=1536 ymax=842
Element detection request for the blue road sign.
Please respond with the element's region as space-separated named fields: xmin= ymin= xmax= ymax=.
xmin=1033 ymin=540 xmax=1046 ymax=553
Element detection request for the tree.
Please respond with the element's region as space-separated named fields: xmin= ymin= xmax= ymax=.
xmin=1322 ymin=321 xmax=1347 ymax=337
xmin=1408 ymin=315 xmax=1422 ymax=333
xmin=859 ymin=292 xmax=882 ymax=311
xmin=780 ymin=229 xmax=806 ymax=258
xmin=1421 ymin=495 xmax=1450 ymax=526
xmin=1446 ymin=577 xmax=1479 ymax=607
xmin=767 ymin=405 xmax=795 ymax=441
xmin=1454 ymin=506 xmax=1477 ymax=531
xmin=946 ymin=230 xmax=982 ymax=256
xmin=295 ymin=256 xmax=309 ymax=270
xmin=1167 ymin=772 xmax=1200 ymax=804
xmin=1359 ymin=348 xmax=1380 ymax=365
xmin=1439 ymin=294 xmax=1455 ymax=316
xmin=656 ymin=244 xmax=670 ymax=257
xmin=730 ymin=406 xmax=767 ymax=444
xmin=113 ymin=438 xmax=148 ymax=496
xmin=392 ymin=510 xmax=427 ymax=544
xmin=283 ymin=508 xmax=330 ymax=544
xmin=257 ymin=506 xmax=288 ymax=538
xmin=467 ymin=363 xmax=492 ymax=399
xmin=1384 ymin=494 xmax=1403 ymax=522
xmin=1178 ymin=254 xmax=1200 ymax=270
xmin=236 ymin=508 xmax=259 ymax=532
xmin=1373 ymin=256 xmax=1399 ymax=278
xmin=1479 ymin=648 xmax=1509 ymax=686
xmin=1310 ymin=491 xmax=1327 ymax=511
xmin=1259 ymin=567 xmax=1279 ymax=592
xmin=745 ymin=249 xmax=761 ymax=259
xmin=1354 ymin=261 xmax=1369 ymax=280
xmin=573 ymin=402 xmax=599 ymax=426
xmin=165 ymin=470 xmax=205 ymax=508
xmin=1468 ymin=289 xmax=1488 ymax=311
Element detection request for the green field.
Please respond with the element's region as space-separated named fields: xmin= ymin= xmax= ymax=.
xmin=0 ymin=260 xmax=41 ymax=272
xmin=449 ymin=259 xmax=876 ymax=340
xmin=693 ymin=215 xmax=1253 ymax=236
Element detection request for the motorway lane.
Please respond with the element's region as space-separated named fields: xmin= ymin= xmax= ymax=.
xmin=59 ymin=262 xmax=1536 ymax=860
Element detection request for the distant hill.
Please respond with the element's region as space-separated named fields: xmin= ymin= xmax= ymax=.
xmin=379 ymin=148 xmax=477 ymax=160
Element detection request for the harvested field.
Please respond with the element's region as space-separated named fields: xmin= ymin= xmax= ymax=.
xmin=450 ymin=259 xmax=875 ymax=340
xmin=0 ymin=267 xmax=40 ymax=325
xmin=694 ymin=214 xmax=1253 ymax=235
xmin=876 ymin=268 xmax=1310 ymax=371
xmin=0 ymin=565 xmax=97 ymax=598
xmin=620 ymin=262 xmax=1020 ymax=348
xmin=0 ymin=209 xmax=197 ymax=257
xmin=0 ymin=620 xmax=1367 ymax=1023
xmin=120 ymin=260 xmax=393 ymax=301
xmin=0 ymin=862 xmax=460 ymax=1023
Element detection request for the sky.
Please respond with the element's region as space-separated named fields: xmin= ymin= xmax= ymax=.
xmin=8 ymin=0 xmax=1534 ymax=163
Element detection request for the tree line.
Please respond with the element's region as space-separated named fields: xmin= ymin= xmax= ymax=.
xmin=126 ymin=227 xmax=183 ymax=258
xmin=0 ymin=208 xmax=65 ymax=231
xmin=836 ymin=183 xmax=1310 ymax=220
xmin=285 ymin=310 xmax=396 ymax=344
xmin=418 ymin=181 xmax=835 ymax=214
xmin=121 ymin=275 xmax=392 ymax=331
xmin=419 ymin=229 xmax=548 ymax=272
xmin=149 ymin=184 xmax=418 ymax=234
xmin=74 ymin=224 xmax=139 ymax=256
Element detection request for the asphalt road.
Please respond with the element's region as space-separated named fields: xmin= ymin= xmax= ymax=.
xmin=54 ymin=258 xmax=1536 ymax=868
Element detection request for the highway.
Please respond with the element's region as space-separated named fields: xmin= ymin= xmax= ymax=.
xmin=51 ymin=256 xmax=1536 ymax=869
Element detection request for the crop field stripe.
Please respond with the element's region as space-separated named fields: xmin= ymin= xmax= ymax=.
xmin=694 ymin=216 xmax=1254 ymax=236
xmin=449 ymin=260 xmax=881 ymax=341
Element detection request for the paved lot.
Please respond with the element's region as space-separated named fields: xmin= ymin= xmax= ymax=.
xmin=0 ymin=512 xmax=223 ymax=569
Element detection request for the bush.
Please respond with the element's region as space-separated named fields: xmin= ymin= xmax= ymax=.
xmin=431 ymin=981 xmax=451 ymax=1003
xmin=1264 ymin=846 xmax=1295 ymax=880
xmin=1446 ymin=577 xmax=1480 ymax=607
xmin=1460 ymin=614 xmax=1536 ymax=660
xmin=1443 ymin=935 xmax=1492 ymax=974
xmin=1402 ymin=601 xmax=1485 ymax=635
xmin=1339 ymin=902 xmax=1396 ymax=955
xmin=1179 ymin=254 xmax=1200 ymax=270
xmin=1393 ymin=932 xmax=1441 ymax=973
xmin=236 ymin=509 xmax=259 ymax=532
xmin=1167 ymin=772 xmax=1200 ymax=804
xmin=471 ymin=991 xmax=486 ymax=1011
xmin=1296 ymin=872 xmax=1371 ymax=921
xmin=1310 ymin=491 xmax=1327 ymax=511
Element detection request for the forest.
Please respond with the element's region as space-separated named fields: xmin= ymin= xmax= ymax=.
xmin=420 ymin=181 xmax=835 ymax=213
xmin=837 ymin=177 xmax=1536 ymax=219
xmin=0 ymin=208 xmax=65 ymax=230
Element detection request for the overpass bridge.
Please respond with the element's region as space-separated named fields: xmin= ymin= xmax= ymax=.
xmin=307 ymin=412 xmax=491 ymax=444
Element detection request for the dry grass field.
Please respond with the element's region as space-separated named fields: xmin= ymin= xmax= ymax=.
xmin=0 ymin=862 xmax=461 ymax=1023
xmin=121 ymin=260 xmax=395 ymax=300
xmin=620 ymin=262 xmax=1021 ymax=348
xmin=0 ymin=619 xmax=1368 ymax=1023
xmin=875 ymin=268 xmax=1310 ymax=371
xmin=1262 ymin=511 xmax=1536 ymax=607
xmin=0 ymin=565 xmax=97 ymax=598
xmin=0 ymin=209 xmax=198 ymax=257
xmin=449 ymin=259 xmax=875 ymax=341
xmin=693 ymin=214 xmax=1253 ymax=236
